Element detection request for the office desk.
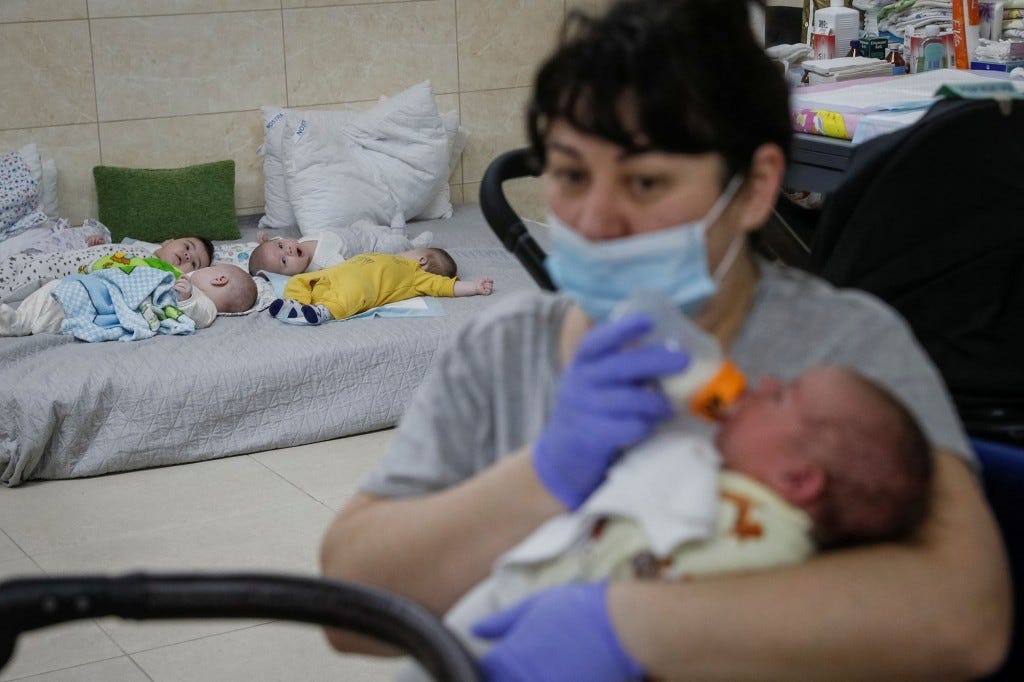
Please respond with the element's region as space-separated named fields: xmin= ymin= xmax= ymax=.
xmin=784 ymin=69 xmax=1021 ymax=193
xmin=784 ymin=133 xmax=856 ymax=194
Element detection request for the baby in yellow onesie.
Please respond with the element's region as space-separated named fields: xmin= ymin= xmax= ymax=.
xmin=268 ymin=247 xmax=493 ymax=324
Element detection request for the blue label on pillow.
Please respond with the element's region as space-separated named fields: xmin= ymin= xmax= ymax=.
xmin=266 ymin=111 xmax=284 ymax=130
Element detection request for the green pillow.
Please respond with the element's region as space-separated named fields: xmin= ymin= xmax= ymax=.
xmin=93 ymin=160 xmax=240 ymax=243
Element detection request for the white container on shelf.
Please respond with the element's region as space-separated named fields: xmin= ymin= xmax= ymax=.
xmin=815 ymin=0 xmax=861 ymax=60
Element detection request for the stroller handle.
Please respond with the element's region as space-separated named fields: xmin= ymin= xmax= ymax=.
xmin=0 ymin=572 xmax=480 ymax=682
xmin=479 ymin=147 xmax=557 ymax=292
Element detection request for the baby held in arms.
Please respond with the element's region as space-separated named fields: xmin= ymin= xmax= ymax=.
xmin=438 ymin=366 xmax=933 ymax=663
xmin=269 ymin=247 xmax=493 ymax=325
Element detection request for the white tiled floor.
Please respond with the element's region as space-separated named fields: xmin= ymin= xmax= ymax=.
xmin=0 ymin=430 xmax=405 ymax=681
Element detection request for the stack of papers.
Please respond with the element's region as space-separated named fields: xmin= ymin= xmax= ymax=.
xmin=802 ymin=57 xmax=893 ymax=83
xmin=792 ymin=69 xmax=1023 ymax=114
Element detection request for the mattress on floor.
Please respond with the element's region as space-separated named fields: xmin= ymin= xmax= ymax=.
xmin=0 ymin=205 xmax=540 ymax=486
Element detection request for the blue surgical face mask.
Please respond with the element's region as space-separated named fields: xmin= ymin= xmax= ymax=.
xmin=544 ymin=176 xmax=745 ymax=322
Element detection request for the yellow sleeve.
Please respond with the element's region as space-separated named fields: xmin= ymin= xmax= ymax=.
xmin=411 ymin=269 xmax=456 ymax=298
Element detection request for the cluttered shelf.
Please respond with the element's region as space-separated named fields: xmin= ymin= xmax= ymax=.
xmin=763 ymin=1 xmax=1024 ymax=271
xmin=769 ymin=1 xmax=1024 ymax=144
xmin=763 ymin=1 xmax=1024 ymax=196
xmin=783 ymin=67 xmax=1023 ymax=195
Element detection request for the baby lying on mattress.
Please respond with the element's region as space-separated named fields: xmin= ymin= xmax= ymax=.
xmin=0 ymin=252 xmax=257 ymax=341
xmin=247 ymin=216 xmax=433 ymax=277
xmin=268 ymin=247 xmax=493 ymax=325
xmin=0 ymin=234 xmax=213 ymax=304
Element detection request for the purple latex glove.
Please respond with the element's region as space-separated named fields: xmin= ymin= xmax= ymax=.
xmin=472 ymin=581 xmax=643 ymax=682
xmin=533 ymin=312 xmax=689 ymax=510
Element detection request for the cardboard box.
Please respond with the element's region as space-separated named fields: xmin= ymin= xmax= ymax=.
xmin=970 ymin=59 xmax=1024 ymax=72
xmin=862 ymin=36 xmax=889 ymax=59
xmin=905 ymin=29 xmax=956 ymax=74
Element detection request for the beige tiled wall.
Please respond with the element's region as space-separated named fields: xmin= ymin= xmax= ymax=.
xmin=0 ymin=0 xmax=616 ymax=225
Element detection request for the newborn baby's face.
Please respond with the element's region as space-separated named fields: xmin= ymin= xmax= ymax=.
xmin=189 ymin=264 xmax=254 ymax=313
xmin=714 ymin=374 xmax=808 ymax=483
xmin=156 ymin=238 xmax=209 ymax=272
xmin=713 ymin=367 xmax=862 ymax=485
xmin=257 ymin=237 xmax=311 ymax=275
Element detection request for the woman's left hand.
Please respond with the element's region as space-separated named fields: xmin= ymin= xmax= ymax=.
xmin=472 ymin=581 xmax=643 ymax=682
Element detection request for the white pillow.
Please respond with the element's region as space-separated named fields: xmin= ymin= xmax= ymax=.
xmin=259 ymin=87 xmax=464 ymax=229
xmin=282 ymin=81 xmax=450 ymax=234
xmin=1 ymin=145 xmax=41 ymax=234
xmin=257 ymin=107 xmax=295 ymax=229
xmin=414 ymin=109 xmax=469 ymax=221
xmin=9 ymin=144 xmax=58 ymax=218
xmin=40 ymin=157 xmax=59 ymax=218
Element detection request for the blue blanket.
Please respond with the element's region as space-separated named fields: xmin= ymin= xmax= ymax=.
xmin=52 ymin=266 xmax=195 ymax=342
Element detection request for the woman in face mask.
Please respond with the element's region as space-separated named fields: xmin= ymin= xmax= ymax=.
xmin=321 ymin=1 xmax=1010 ymax=679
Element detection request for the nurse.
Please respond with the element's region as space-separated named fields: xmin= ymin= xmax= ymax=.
xmin=321 ymin=0 xmax=1010 ymax=678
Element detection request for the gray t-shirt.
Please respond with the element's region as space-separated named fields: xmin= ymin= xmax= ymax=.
xmin=362 ymin=261 xmax=971 ymax=498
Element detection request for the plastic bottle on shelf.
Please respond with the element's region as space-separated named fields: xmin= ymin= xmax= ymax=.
xmin=863 ymin=4 xmax=881 ymax=36
xmin=815 ymin=0 xmax=860 ymax=66
xmin=611 ymin=292 xmax=746 ymax=421
xmin=886 ymin=44 xmax=908 ymax=75
xmin=847 ymin=39 xmax=863 ymax=57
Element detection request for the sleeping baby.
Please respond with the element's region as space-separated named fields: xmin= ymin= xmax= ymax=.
xmin=0 ymin=260 xmax=257 ymax=337
xmin=247 ymin=214 xmax=433 ymax=277
xmin=269 ymin=247 xmax=492 ymax=325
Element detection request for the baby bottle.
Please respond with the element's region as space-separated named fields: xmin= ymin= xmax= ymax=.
xmin=612 ymin=291 xmax=745 ymax=421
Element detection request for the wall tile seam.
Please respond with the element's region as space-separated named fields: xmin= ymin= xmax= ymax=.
xmin=0 ymin=122 xmax=100 ymax=134
xmin=87 ymin=8 xmax=289 ymax=22
xmin=0 ymin=19 xmax=88 ymax=26
xmin=4 ymin=4 xmax=440 ymax=24
xmin=282 ymin=0 xmax=435 ymax=11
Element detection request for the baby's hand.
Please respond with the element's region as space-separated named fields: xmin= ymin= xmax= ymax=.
xmin=85 ymin=235 xmax=108 ymax=247
xmin=476 ymin=278 xmax=494 ymax=296
xmin=173 ymin=278 xmax=193 ymax=300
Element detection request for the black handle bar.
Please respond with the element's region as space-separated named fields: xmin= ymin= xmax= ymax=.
xmin=0 ymin=572 xmax=480 ymax=682
xmin=479 ymin=148 xmax=556 ymax=291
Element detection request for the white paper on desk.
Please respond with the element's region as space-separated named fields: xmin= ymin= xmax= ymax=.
xmin=802 ymin=56 xmax=890 ymax=75
xmin=792 ymin=69 xmax=1009 ymax=113
xmin=851 ymin=109 xmax=929 ymax=144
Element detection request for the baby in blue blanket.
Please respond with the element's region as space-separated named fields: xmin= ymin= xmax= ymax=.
xmin=0 ymin=261 xmax=256 ymax=339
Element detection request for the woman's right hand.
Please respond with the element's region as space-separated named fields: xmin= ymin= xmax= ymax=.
xmin=533 ymin=312 xmax=689 ymax=510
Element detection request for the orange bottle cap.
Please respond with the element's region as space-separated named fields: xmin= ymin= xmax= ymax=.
xmin=689 ymin=361 xmax=746 ymax=421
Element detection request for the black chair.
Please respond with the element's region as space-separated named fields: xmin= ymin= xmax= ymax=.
xmin=0 ymin=573 xmax=480 ymax=681
xmin=807 ymin=98 xmax=1024 ymax=679
xmin=809 ymin=98 xmax=1024 ymax=446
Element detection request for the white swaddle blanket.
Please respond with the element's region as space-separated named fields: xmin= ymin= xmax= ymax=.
xmin=396 ymin=423 xmax=721 ymax=681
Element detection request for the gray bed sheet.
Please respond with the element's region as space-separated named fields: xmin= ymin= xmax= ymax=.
xmin=0 ymin=205 xmax=541 ymax=486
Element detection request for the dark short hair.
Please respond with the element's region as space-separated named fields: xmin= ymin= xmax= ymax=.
xmin=198 ymin=237 xmax=215 ymax=267
xmin=248 ymin=241 xmax=270 ymax=275
xmin=527 ymin=0 xmax=789 ymax=179
xmin=811 ymin=374 xmax=933 ymax=549
xmin=229 ymin=272 xmax=258 ymax=313
xmin=425 ymin=247 xmax=457 ymax=278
